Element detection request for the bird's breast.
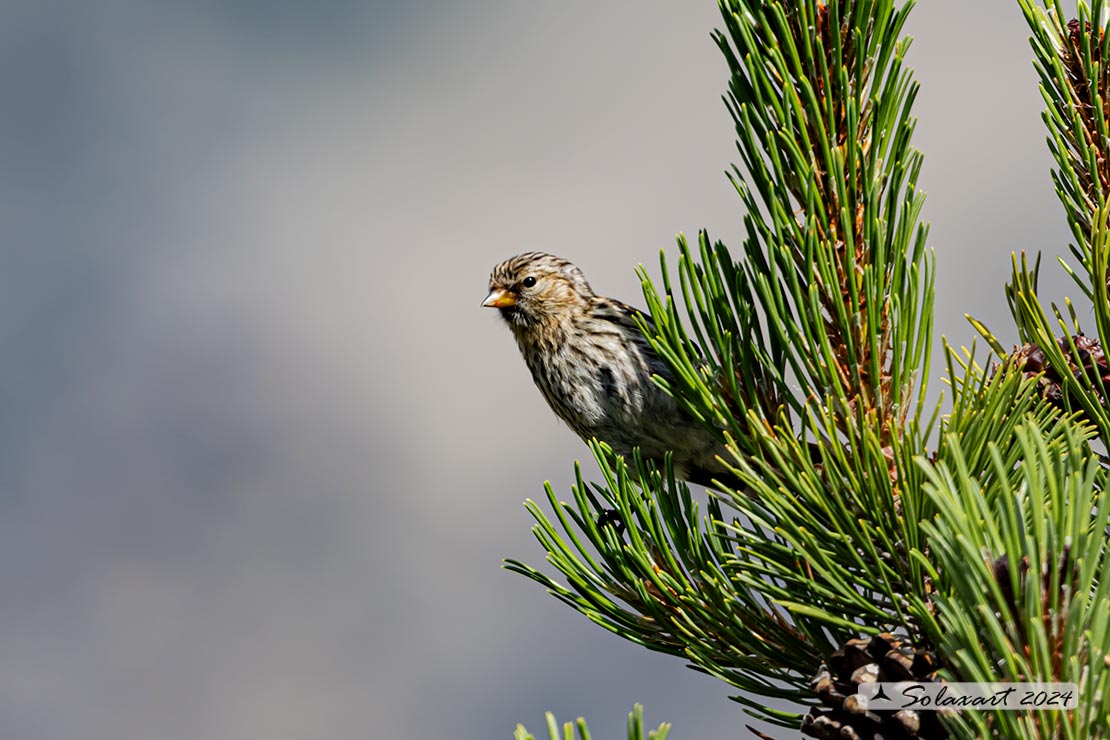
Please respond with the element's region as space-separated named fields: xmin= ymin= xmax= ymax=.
xmin=517 ymin=328 xmax=659 ymax=441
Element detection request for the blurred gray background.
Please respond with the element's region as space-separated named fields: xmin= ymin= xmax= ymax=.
xmin=1 ymin=1 xmax=1074 ymax=738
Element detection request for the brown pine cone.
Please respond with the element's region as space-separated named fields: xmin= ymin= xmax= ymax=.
xmin=802 ymin=633 xmax=948 ymax=740
xmin=1008 ymin=334 xmax=1110 ymax=412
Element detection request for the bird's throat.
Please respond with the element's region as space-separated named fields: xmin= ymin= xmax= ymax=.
xmin=510 ymin=312 xmax=574 ymax=356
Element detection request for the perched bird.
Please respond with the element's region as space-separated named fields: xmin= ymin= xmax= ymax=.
xmin=482 ymin=252 xmax=733 ymax=487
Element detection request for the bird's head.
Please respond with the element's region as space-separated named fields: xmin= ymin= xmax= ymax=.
xmin=482 ymin=252 xmax=595 ymax=331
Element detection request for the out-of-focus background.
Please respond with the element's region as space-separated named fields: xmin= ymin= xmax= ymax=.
xmin=2 ymin=1 xmax=1074 ymax=738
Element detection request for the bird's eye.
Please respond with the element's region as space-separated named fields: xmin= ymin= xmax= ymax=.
xmin=522 ymin=276 xmax=537 ymax=288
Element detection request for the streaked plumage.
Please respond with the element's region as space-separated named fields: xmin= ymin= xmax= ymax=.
xmin=483 ymin=252 xmax=731 ymax=487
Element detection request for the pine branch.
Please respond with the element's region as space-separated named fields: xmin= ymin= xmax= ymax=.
xmin=1016 ymin=1 xmax=1110 ymax=259
xmin=916 ymin=418 xmax=1110 ymax=739
xmin=514 ymin=705 xmax=670 ymax=740
xmin=706 ymin=0 xmax=932 ymax=446
xmin=974 ymin=2 xmax=1110 ymax=441
xmin=505 ymin=447 xmax=832 ymax=729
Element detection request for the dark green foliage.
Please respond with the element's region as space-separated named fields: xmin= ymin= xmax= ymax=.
xmin=512 ymin=2 xmax=1110 ymax=738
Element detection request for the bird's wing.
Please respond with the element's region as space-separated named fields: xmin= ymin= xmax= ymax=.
xmin=589 ymin=299 xmax=663 ymax=350
xmin=597 ymin=298 xmax=711 ymax=363
xmin=603 ymin=299 xmax=654 ymax=331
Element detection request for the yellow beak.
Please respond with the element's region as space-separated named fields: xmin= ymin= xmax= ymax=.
xmin=482 ymin=288 xmax=516 ymax=308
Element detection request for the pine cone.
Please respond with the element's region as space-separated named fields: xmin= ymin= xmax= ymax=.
xmin=1008 ymin=334 xmax=1110 ymax=412
xmin=801 ymin=633 xmax=948 ymax=740
xmin=1066 ymin=18 xmax=1103 ymax=59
